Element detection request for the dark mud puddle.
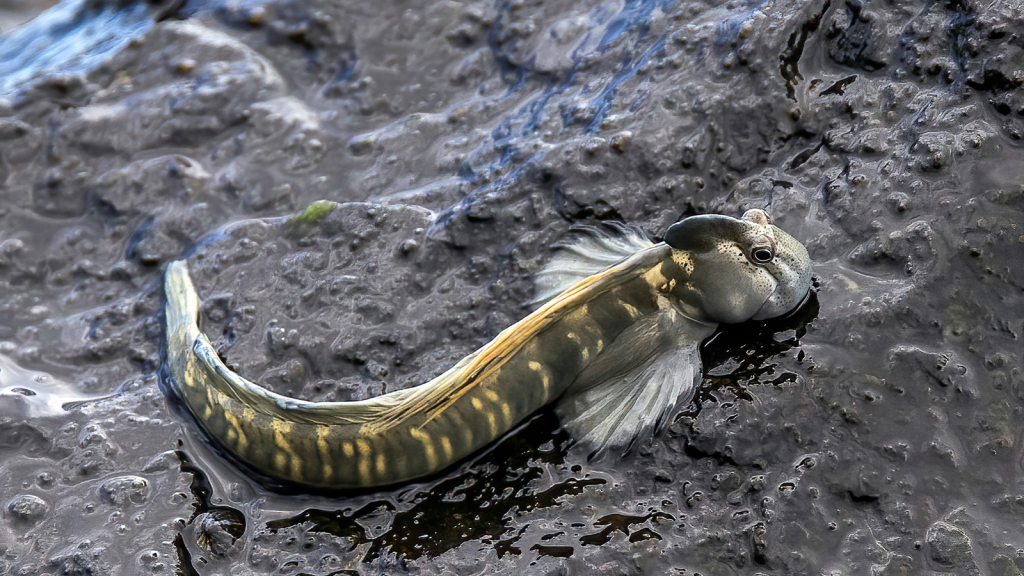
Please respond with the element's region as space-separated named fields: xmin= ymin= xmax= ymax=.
xmin=1 ymin=0 xmax=1023 ymax=574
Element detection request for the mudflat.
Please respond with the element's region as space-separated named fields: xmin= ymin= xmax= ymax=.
xmin=0 ymin=1 xmax=1022 ymax=574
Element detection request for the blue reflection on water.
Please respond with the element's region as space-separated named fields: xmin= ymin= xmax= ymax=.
xmin=0 ymin=0 xmax=156 ymax=98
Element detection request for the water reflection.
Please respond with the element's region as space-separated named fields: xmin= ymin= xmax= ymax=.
xmin=0 ymin=0 xmax=176 ymax=98
xmin=693 ymin=289 xmax=820 ymax=407
xmin=267 ymin=411 xmax=604 ymax=561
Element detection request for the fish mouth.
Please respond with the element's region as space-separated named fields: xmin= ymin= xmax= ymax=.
xmin=751 ymin=286 xmax=813 ymax=321
xmin=775 ymin=288 xmax=816 ymax=323
xmin=788 ymin=289 xmax=812 ymax=315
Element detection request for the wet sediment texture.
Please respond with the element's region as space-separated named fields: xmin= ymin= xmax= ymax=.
xmin=0 ymin=0 xmax=1022 ymax=574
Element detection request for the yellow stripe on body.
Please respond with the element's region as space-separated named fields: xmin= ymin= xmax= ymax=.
xmin=485 ymin=410 xmax=498 ymax=438
xmin=316 ymin=426 xmax=333 ymax=480
xmin=482 ymin=388 xmax=514 ymax=431
xmin=356 ymin=439 xmax=372 ymax=485
xmin=223 ymin=409 xmax=247 ymax=452
xmin=271 ymin=420 xmax=303 ymax=479
xmin=410 ymin=428 xmax=438 ymax=471
xmin=201 ymin=387 xmax=216 ymax=419
xmin=470 ymin=396 xmax=499 ymax=438
xmin=565 ymin=331 xmax=591 ymax=362
xmin=440 ymin=436 xmax=453 ymax=461
xmin=440 ymin=402 xmax=475 ymax=450
xmin=528 ymin=360 xmax=551 ymax=401
xmin=621 ymin=301 xmax=643 ymax=319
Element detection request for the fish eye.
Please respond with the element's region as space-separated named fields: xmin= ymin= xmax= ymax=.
xmin=751 ymin=247 xmax=774 ymax=264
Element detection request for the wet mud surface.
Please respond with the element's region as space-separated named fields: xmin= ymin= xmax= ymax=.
xmin=1 ymin=0 xmax=1023 ymax=574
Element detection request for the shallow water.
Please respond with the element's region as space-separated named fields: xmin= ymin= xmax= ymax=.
xmin=1 ymin=0 xmax=1023 ymax=574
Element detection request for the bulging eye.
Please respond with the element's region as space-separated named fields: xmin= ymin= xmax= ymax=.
xmin=751 ymin=247 xmax=774 ymax=264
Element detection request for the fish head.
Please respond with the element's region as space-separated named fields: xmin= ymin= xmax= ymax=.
xmin=664 ymin=209 xmax=812 ymax=324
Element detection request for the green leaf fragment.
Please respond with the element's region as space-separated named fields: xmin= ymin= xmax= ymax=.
xmin=288 ymin=200 xmax=338 ymax=226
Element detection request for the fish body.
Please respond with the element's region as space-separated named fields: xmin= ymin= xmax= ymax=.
xmin=163 ymin=208 xmax=811 ymax=489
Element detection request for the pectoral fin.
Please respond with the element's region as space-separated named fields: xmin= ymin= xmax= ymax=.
xmin=555 ymin=297 xmax=712 ymax=459
xmin=557 ymin=342 xmax=701 ymax=459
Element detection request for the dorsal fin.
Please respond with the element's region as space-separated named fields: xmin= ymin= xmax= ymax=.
xmin=363 ymin=243 xmax=669 ymax=435
xmin=532 ymin=223 xmax=653 ymax=306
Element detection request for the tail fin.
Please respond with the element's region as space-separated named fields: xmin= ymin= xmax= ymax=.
xmin=163 ymin=260 xmax=411 ymax=426
xmin=164 ymin=260 xmax=201 ymax=365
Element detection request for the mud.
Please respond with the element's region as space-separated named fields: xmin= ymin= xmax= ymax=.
xmin=0 ymin=0 xmax=56 ymax=34
xmin=0 ymin=0 xmax=1022 ymax=574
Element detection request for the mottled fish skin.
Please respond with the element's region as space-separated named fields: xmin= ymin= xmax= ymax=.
xmin=163 ymin=208 xmax=811 ymax=489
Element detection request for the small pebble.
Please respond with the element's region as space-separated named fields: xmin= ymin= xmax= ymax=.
xmin=610 ymin=131 xmax=632 ymax=153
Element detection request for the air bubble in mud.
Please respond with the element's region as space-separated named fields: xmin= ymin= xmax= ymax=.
xmin=99 ymin=476 xmax=150 ymax=506
xmin=5 ymin=494 xmax=48 ymax=523
xmin=193 ymin=508 xmax=246 ymax=558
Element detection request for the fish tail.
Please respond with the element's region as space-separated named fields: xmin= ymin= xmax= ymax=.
xmin=164 ymin=260 xmax=202 ymax=376
xmin=163 ymin=261 xmax=405 ymax=483
xmin=164 ymin=260 xmax=334 ymax=486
